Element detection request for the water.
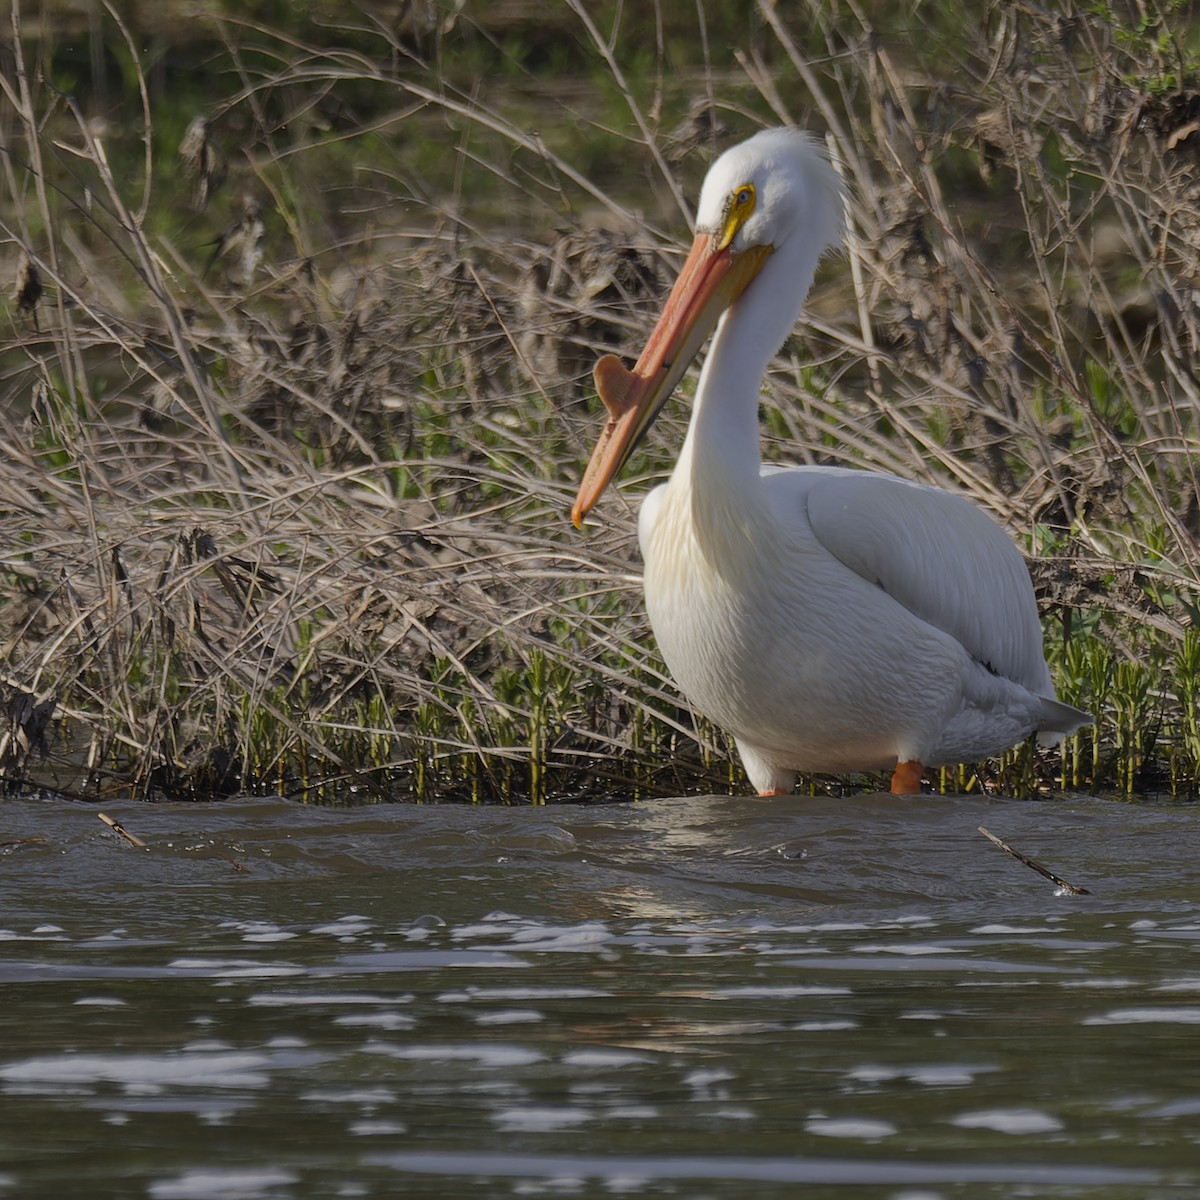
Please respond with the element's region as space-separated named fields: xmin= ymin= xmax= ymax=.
xmin=1 ymin=792 xmax=1198 ymax=1198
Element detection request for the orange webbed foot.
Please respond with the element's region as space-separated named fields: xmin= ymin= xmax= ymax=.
xmin=890 ymin=760 xmax=925 ymax=795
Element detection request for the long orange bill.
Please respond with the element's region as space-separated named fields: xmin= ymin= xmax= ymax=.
xmin=571 ymin=234 xmax=773 ymax=527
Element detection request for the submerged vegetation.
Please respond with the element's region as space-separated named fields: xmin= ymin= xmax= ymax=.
xmin=2 ymin=0 xmax=1200 ymax=802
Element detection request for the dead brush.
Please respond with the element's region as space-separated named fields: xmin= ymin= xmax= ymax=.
xmin=2 ymin=0 xmax=1200 ymax=800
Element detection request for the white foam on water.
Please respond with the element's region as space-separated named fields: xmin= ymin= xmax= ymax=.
xmin=0 ymin=1050 xmax=271 ymax=1091
xmin=301 ymin=1087 xmax=397 ymax=1105
xmin=348 ymin=1120 xmax=407 ymax=1136
xmin=473 ymin=1009 xmax=543 ymax=1025
xmin=561 ymin=1049 xmax=652 ymax=1069
xmin=363 ymin=1041 xmax=544 ymax=1068
xmin=312 ymin=916 xmax=372 ymax=937
xmin=167 ymin=958 xmax=304 ymax=979
xmin=248 ymin=992 xmax=404 ymax=1007
xmin=436 ymin=986 xmax=610 ymax=1002
xmin=951 ymin=1107 xmax=1064 ymax=1134
xmin=970 ymin=924 xmax=1057 ymax=935
xmin=805 ymin=1117 xmax=898 ymax=1139
xmin=331 ymin=1012 xmax=416 ymax=1031
xmin=148 ymin=1167 xmax=298 ymax=1199
xmin=493 ymin=1105 xmax=592 ymax=1132
xmin=1084 ymin=1007 xmax=1200 ymax=1025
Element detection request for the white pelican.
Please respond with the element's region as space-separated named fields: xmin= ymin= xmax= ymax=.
xmin=571 ymin=128 xmax=1089 ymax=795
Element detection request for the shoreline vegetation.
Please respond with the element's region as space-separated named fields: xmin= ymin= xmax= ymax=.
xmin=2 ymin=1 xmax=1200 ymax=803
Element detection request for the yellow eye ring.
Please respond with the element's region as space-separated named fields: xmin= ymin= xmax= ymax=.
xmin=717 ymin=182 xmax=756 ymax=250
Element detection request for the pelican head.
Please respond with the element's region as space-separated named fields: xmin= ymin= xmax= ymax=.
xmin=571 ymin=128 xmax=844 ymax=526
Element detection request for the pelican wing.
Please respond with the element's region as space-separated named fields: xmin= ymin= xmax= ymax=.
xmin=804 ymin=472 xmax=1051 ymax=692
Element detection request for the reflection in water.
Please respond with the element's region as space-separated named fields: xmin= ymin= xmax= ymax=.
xmin=0 ymin=792 xmax=1198 ymax=1198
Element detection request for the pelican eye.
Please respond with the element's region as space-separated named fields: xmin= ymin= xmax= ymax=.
xmin=717 ymin=182 xmax=756 ymax=250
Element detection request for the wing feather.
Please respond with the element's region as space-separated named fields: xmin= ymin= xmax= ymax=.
xmin=802 ymin=472 xmax=1052 ymax=693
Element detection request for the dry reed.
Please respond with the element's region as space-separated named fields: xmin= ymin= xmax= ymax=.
xmin=2 ymin=1 xmax=1198 ymax=801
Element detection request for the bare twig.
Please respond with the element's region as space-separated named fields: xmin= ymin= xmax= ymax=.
xmin=98 ymin=812 xmax=148 ymax=849
xmin=979 ymin=826 xmax=1091 ymax=896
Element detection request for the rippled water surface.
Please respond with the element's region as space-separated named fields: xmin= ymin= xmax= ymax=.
xmin=2 ymin=792 xmax=1198 ymax=1198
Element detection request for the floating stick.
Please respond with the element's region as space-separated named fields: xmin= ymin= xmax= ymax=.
xmin=216 ymin=850 xmax=251 ymax=874
xmin=97 ymin=812 xmax=249 ymax=871
xmin=97 ymin=812 xmax=147 ymax=849
xmin=978 ymin=826 xmax=1091 ymax=895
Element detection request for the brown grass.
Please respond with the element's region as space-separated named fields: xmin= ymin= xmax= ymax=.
xmin=2 ymin=0 xmax=1200 ymax=801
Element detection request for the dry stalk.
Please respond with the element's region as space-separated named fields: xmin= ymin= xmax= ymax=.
xmin=2 ymin=0 xmax=1199 ymax=800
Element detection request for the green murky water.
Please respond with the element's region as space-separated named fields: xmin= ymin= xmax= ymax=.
xmin=1 ymin=792 xmax=1197 ymax=1198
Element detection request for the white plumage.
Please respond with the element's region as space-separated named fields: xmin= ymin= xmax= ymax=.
xmin=572 ymin=128 xmax=1089 ymax=794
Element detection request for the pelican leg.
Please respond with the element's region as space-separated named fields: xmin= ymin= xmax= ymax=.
xmin=890 ymin=760 xmax=924 ymax=795
xmin=758 ymin=787 xmax=790 ymax=797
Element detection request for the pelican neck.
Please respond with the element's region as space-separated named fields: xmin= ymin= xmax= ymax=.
xmin=673 ymin=310 xmax=768 ymax=498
